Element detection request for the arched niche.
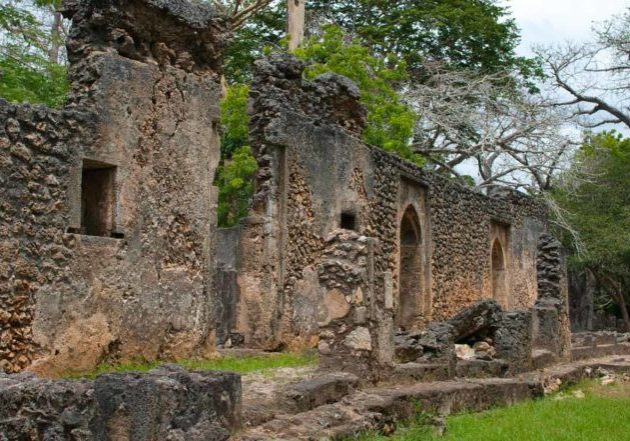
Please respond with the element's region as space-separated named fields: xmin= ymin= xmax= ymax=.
xmin=397 ymin=205 xmax=423 ymax=330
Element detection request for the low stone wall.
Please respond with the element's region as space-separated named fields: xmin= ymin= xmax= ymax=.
xmin=0 ymin=365 xmax=241 ymax=440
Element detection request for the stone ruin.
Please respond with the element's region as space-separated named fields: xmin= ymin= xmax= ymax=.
xmin=216 ymin=53 xmax=572 ymax=382
xmin=1 ymin=0 xmax=628 ymax=440
xmin=1 ymin=0 xmax=228 ymax=377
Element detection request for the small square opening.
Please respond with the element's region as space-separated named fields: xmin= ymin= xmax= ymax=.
xmin=340 ymin=211 xmax=357 ymax=231
xmin=80 ymin=159 xmax=117 ymax=237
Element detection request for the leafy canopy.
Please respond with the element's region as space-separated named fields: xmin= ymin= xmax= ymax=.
xmin=552 ymin=132 xmax=630 ymax=277
xmin=216 ymin=84 xmax=257 ymax=227
xmin=295 ymin=25 xmax=421 ymax=164
xmin=0 ymin=0 xmax=68 ymax=107
xmin=215 ymin=144 xmax=258 ymax=227
xmin=223 ymin=0 xmax=535 ymax=83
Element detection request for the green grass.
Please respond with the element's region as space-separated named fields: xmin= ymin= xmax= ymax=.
xmin=357 ymin=380 xmax=630 ymax=441
xmin=64 ymin=351 xmax=318 ymax=379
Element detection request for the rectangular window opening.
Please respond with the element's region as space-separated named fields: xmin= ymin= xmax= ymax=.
xmin=80 ymin=159 xmax=117 ymax=237
xmin=340 ymin=211 xmax=357 ymax=231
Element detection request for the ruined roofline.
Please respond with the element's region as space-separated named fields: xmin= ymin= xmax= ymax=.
xmin=61 ymin=0 xmax=231 ymax=73
xmin=249 ymin=53 xmax=547 ymax=213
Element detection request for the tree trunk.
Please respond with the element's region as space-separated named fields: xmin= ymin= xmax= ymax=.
xmin=600 ymin=272 xmax=630 ymax=332
xmin=287 ymin=0 xmax=305 ymax=51
xmin=49 ymin=10 xmax=62 ymax=64
xmin=613 ymin=291 xmax=630 ymax=332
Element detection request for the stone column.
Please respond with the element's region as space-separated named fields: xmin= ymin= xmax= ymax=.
xmin=533 ymin=234 xmax=571 ymax=360
xmin=317 ymin=231 xmax=393 ymax=383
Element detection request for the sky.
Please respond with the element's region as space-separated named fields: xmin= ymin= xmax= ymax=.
xmin=506 ymin=0 xmax=629 ymax=56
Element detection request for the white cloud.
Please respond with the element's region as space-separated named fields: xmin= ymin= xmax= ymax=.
xmin=504 ymin=0 xmax=629 ymax=55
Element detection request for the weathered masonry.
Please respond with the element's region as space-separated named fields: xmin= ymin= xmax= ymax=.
xmin=217 ymin=55 xmax=552 ymax=358
xmin=0 ymin=0 xmax=570 ymax=385
xmin=0 ymin=0 xmax=229 ymax=376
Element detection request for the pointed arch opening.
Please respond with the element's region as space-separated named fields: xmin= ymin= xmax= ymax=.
xmin=397 ymin=205 xmax=423 ymax=330
xmin=491 ymin=239 xmax=507 ymax=304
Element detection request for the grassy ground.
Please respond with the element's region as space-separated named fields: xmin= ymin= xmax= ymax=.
xmin=357 ymin=379 xmax=630 ymax=441
xmin=64 ymin=351 xmax=318 ymax=379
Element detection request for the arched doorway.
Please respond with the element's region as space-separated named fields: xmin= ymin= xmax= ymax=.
xmin=491 ymin=239 xmax=507 ymax=305
xmin=397 ymin=205 xmax=423 ymax=330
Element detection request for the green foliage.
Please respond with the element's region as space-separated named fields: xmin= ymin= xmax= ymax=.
xmin=216 ymin=145 xmax=258 ymax=227
xmin=223 ymin=2 xmax=286 ymax=83
xmin=216 ymin=83 xmax=257 ymax=228
xmin=0 ymin=1 xmax=68 ymax=107
xmin=223 ymin=0 xmax=536 ymax=83
xmin=295 ymin=25 xmax=422 ymax=165
xmin=0 ymin=47 xmax=67 ymax=107
xmin=308 ymin=0 xmax=530 ymax=77
xmin=220 ymin=83 xmax=250 ymax=157
xmin=553 ymin=132 xmax=630 ymax=277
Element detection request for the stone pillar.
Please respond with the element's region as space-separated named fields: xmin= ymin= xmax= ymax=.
xmin=494 ymin=310 xmax=533 ymax=373
xmin=533 ymin=234 xmax=571 ymax=360
xmin=317 ymin=231 xmax=393 ymax=383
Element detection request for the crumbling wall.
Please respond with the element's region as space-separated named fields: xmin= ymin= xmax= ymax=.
xmin=533 ymin=234 xmax=571 ymax=360
xmin=228 ymin=54 xmax=550 ymax=354
xmin=0 ymin=366 xmax=241 ymax=440
xmin=0 ymin=0 xmax=229 ymax=374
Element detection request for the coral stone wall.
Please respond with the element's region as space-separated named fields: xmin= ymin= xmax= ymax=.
xmin=0 ymin=0 xmax=229 ymax=375
xmin=0 ymin=366 xmax=241 ymax=440
xmin=222 ymin=54 xmax=549 ymax=350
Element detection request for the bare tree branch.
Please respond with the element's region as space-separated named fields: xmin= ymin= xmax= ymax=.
xmin=404 ymin=62 xmax=577 ymax=193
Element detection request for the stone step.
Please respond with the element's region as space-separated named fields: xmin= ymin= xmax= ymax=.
xmin=386 ymin=362 xmax=451 ymax=385
xmin=235 ymin=355 xmax=630 ymax=441
xmin=532 ymin=349 xmax=557 ymax=370
xmin=281 ymin=372 xmax=359 ymax=413
xmin=455 ymin=359 xmax=509 ymax=378
xmin=571 ymin=342 xmax=630 ymax=361
xmin=241 ymin=370 xmax=358 ymax=429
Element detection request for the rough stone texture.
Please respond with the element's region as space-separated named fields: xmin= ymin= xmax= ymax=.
xmin=223 ymin=53 xmax=549 ymax=361
xmin=0 ymin=0 xmax=229 ymax=374
xmin=315 ymin=231 xmax=393 ymax=382
xmin=533 ymin=234 xmax=571 ymax=360
xmin=61 ymin=0 xmax=228 ymax=73
xmin=0 ymin=366 xmax=241 ymax=440
xmin=394 ymin=322 xmax=455 ymax=367
xmin=447 ymin=299 xmax=502 ymax=342
xmin=282 ymin=372 xmax=359 ymax=413
xmin=237 ymin=355 xmax=630 ymax=441
xmin=494 ymin=310 xmax=533 ymax=373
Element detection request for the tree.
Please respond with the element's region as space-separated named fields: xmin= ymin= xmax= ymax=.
xmin=215 ymin=83 xmax=259 ymax=227
xmin=295 ymin=25 xmax=420 ymax=164
xmin=307 ymin=0 xmax=534 ymax=77
xmin=552 ymin=132 xmax=630 ymax=330
xmin=287 ymin=0 xmax=305 ymax=50
xmin=0 ymin=0 xmax=68 ymax=107
xmin=536 ymin=9 xmax=630 ymax=130
xmin=222 ymin=0 xmax=538 ymax=83
xmin=211 ymin=0 xmax=277 ymax=30
xmin=406 ymin=62 xmax=576 ymax=190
